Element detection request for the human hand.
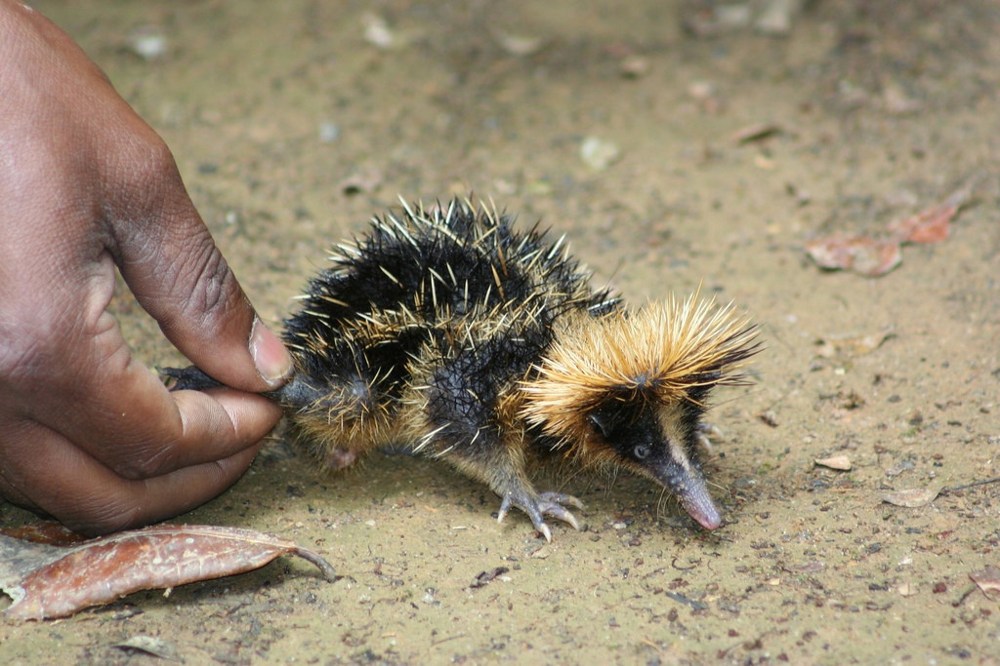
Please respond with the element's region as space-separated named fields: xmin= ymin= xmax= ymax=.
xmin=0 ymin=1 xmax=292 ymax=535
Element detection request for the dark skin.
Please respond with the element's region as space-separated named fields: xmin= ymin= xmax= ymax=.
xmin=0 ymin=1 xmax=292 ymax=535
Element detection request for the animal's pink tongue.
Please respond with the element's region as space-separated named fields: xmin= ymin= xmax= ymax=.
xmin=679 ymin=481 xmax=721 ymax=530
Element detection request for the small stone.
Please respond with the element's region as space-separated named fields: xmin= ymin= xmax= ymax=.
xmin=815 ymin=455 xmax=852 ymax=471
xmin=580 ymin=137 xmax=621 ymax=171
xmin=129 ymin=29 xmax=168 ymax=61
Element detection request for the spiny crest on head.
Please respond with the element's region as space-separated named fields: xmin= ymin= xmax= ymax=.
xmin=521 ymin=292 xmax=760 ymax=440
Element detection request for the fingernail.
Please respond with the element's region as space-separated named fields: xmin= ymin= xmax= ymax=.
xmin=249 ymin=317 xmax=293 ymax=387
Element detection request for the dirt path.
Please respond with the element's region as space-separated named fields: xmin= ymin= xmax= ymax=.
xmin=3 ymin=1 xmax=998 ymax=663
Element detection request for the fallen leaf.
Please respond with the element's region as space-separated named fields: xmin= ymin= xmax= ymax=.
xmin=969 ymin=565 xmax=1000 ymax=597
xmin=0 ymin=522 xmax=88 ymax=546
xmin=805 ymin=178 xmax=978 ymax=277
xmin=881 ymin=487 xmax=940 ymax=508
xmin=804 ymin=234 xmax=902 ymax=277
xmin=0 ymin=524 xmax=336 ymax=620
xmin=815 ymin=456 xmax=852 ymax=471
xmin=887 ymin=183 xmax=973 ymax=244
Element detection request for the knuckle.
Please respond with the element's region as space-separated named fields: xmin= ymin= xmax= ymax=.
xmin=107 ymin=134 xmax=184 ymax=231
xmin=162 ymin=240 xmax=242 ymax=331
xmin=123 ymin=135 xmax=178 ymax=192
xmin=111 ymin=442 xmax=179 ymax=480
xmin=185 ymin=243 xmax=239 ymax=316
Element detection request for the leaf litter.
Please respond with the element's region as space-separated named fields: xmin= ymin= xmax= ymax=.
xmin=805 ymin=180 xmax=977 ymax=276
xmin=881 ymin=487 xmax=941 ymax=508
xmin=969 ymin=566 xmax=1000 ymax=599
xmin=0 ymin=524 xmax=336 ymax=620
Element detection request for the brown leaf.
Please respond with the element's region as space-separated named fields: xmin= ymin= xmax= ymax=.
xmin=805 ymin=178 xmax=978 ymax=277
xmin=969 ymin=565 xmax=1000 ymax=597
xmin=804 ymin=234 xmax=902 ymax=277
xmin=887 ymin=183 xmax=974 ymax=244
xmin=0 ymin=522 xmax=88 ymax=546
xmin=881 ymin=487 xmax=940 ymax=508
xmin=0 ymin=524 xmax=336 ymax=620
xmin=887 ymin=201 xmax=954 ymax=244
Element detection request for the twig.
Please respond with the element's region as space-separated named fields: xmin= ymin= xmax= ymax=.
xmin=940 ymin=477 xmax=1000 ymax=495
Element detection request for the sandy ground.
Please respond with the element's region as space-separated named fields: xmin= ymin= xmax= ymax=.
xmin=2 ymin=0 xmax=999 ymax=664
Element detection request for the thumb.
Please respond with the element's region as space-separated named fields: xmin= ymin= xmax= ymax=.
xmin=108 ymin=142 xmax=292 ymax=392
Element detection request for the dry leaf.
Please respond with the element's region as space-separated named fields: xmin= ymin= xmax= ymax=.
xmin=815 ymin=455 xmax=852 ymax=471
xmin=804 ymin=235 xmax=902 ymax=277
xmin=805 ymin=180 xmax=976 ymax=277
xmin=887 ymin=201 xmax=954 ymax=244
xmin=969 ymin=565 xmax=1000 ymax=597
xmin=0 ymin=524 xmax=336 ymax=620
xmin=0 ymin=522 xmax=88 ymax=546
xmin=887 ymin=183 xmax=973 ymax=244
xmin=881 ymin=487 xmax=940 ymax=508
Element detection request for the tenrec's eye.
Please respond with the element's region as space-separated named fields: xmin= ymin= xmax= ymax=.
xmin=588 ymin=412 xmax=610 ymax=439
xmin=633 ymin=444 xmax=650 ymax=460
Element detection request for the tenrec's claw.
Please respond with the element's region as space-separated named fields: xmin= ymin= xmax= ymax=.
xmin=695 ymin=422 xmax=723 ymax=456
xmin=538 ymin=524 xmax=553 ymax=543
xmin=497 ymin=490 xmax=584 ymax=540
xmin=538 ymin=491 xmax=584 ymax=510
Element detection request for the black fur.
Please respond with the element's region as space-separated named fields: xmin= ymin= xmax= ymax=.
xmin=280 ymin=201 xmax=617 ymax=419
